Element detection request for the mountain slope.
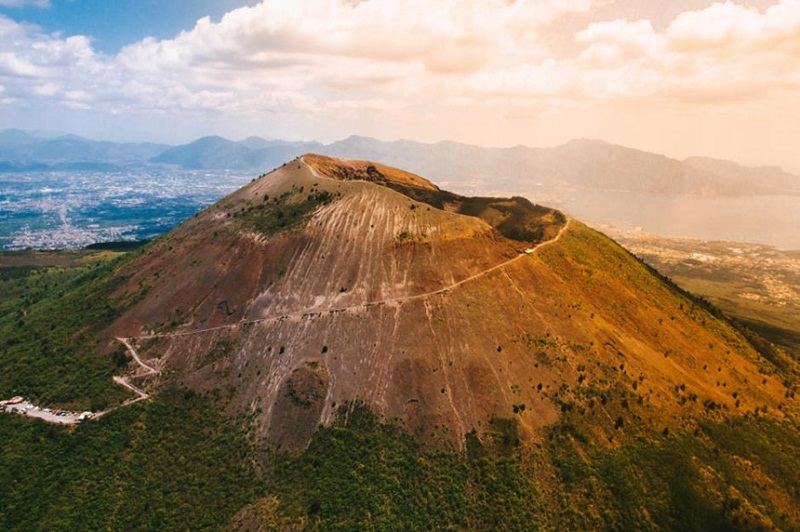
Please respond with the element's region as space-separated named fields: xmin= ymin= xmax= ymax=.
xmin=150 ymin=136 xmax=253 ymax=169
xmin=94 ymin=155 xmax=796 ymax=453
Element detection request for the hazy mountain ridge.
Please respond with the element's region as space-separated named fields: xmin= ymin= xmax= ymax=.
xmin=4 ymin=129 xmax=799 ymax=250
xmin=2 ymin=129 xmax=799 ymax=197
xmin=0 ymin=129 xmax=168 ymax=169
xmin=325 ymin=136 xmax=800 ymax=196
xmin=151 ymin=135 xmax=323 ymax=170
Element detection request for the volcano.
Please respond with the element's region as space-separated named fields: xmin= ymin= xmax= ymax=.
xmin=97 ymin=154 xmax=794 ymax=454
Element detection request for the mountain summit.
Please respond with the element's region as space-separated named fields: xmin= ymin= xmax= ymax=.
xmin=99 ymin=155 xmax=793 ymax=455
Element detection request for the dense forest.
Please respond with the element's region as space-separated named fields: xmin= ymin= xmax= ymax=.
xmin=3 ymin=390 xmax=798 ymax=530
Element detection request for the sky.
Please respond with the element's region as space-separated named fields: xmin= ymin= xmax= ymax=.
xmin=1 ymin=0 xmax=799 ymax=172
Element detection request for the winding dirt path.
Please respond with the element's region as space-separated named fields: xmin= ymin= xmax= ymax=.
xmin=117 ymin=336 xmax=159 ymax=374
xmin=107 ymin=336 xmax=160 ymax=407
xmin=112 ymin=376 xmax=149 ymax=404
xmin=136 ymin=217 xmax=572 ymax=341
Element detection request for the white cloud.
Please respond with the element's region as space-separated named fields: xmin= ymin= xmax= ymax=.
xmin=1 ymin=1 xmax=800 ymax=170
xmin=0 ymin=15 xmax=108 ymax=110
xmin=577 ymin=19 xmax=662 ymax=67
xmin=5 ymin=1 xmax=800 ymax=112
xmin=94 ymin=0 xmax=597 ymax=132
xmin=32 ymin=82 xmax=57 ymax=95
xmin=117 ymin=0 xmax=594 ymax=86
xmin=464 ymin=0 xmax=800 ymax=104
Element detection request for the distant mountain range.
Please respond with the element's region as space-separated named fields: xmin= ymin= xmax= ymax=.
xmin=2 ymin=129 xmax=799 ymax=197
xmin=0 ymin=129 xmax=168 ymax=171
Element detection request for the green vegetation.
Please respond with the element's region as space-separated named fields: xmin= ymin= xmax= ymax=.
xmin=522 ymin=333 xmax=558 ymax=350
xmin=396 ymin=230 xmax=415 ymax=243
xmin=264 ymin=405 xmax=544 ymax=530
xmin=0 ymin=388 xmax=257 ymax=531
xmin=235 ymin=188 xmax=334 ymax=237
xmin=0 ymin=251 xmax=146 ymax=409
xmin=239 ymin=403 xmax=800 ymax=530
xmin=547 ymin=415 xmax=800 ymax=530
xmin=2 ymin=386 xmax=797 ymax=531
